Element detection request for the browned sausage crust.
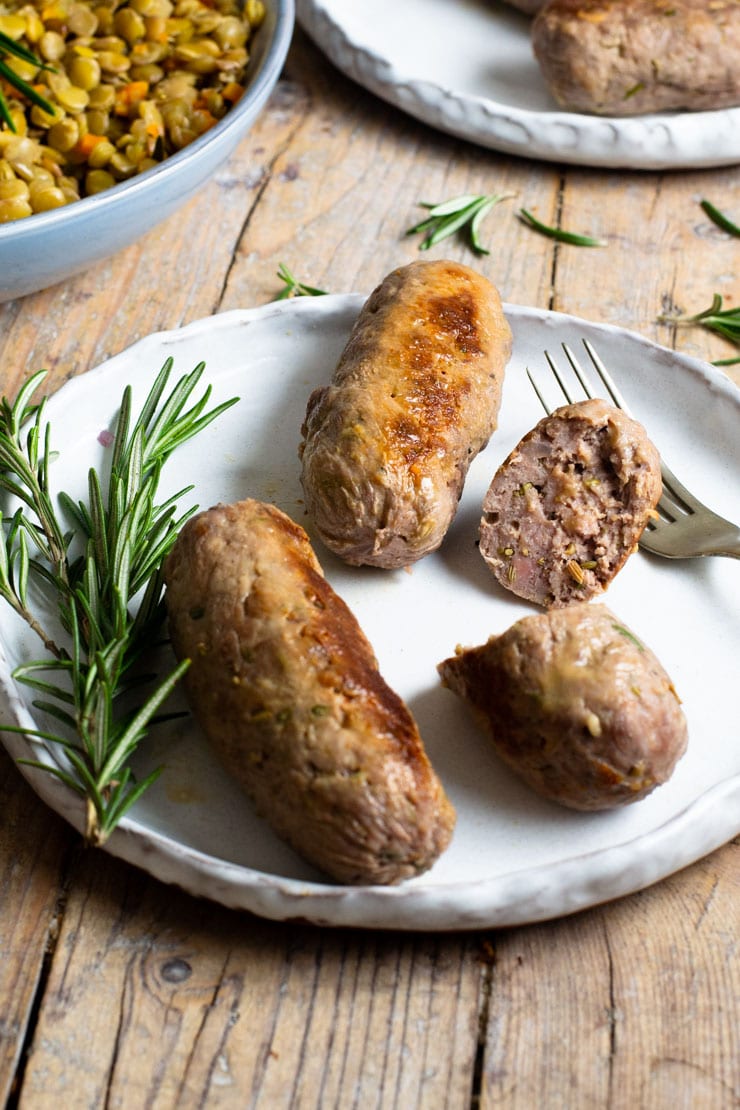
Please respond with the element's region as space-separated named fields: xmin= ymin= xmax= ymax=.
xmin=479 ymin=398 xmax=661 ymax=608
xmin=164 ymin=499 xmax=455 ymax=885
xmin=438 ymin=604 xmax=688 ymax=811
xmin=532 ymin=0 xmax=740 ymax=116
xmin=299 ymin=260 xmax=512 ymax=568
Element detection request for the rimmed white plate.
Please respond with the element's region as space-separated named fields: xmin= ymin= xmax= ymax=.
xmin=1 ymin=296 xmax=738 ymax=930
xmin=296 ymin=0 xmax=740 ymax=170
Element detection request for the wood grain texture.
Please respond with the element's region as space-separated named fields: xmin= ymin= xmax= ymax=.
xmin=481 ymin=839 xmax=740 ymax=1109
xmin=0 ymin=25 xmax=738 ymax=1110
xmin=15 ymin=849 xmax=484 ymax=1109
xmin=0 ymin=747 xmax=73 ymax=1106
xmin=554 ymin=167 xmax=740 ymax=383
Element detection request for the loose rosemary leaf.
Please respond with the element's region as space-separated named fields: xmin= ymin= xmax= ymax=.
xmin=518 ymin=208 xmax=607 ymax=247
xmin=700 ymin=199 xmax=740 ymax=238
xmin=406 ymin=192 xmax=515 ymax=254
xmin=657 ymin=292 xmax=740 ymax=366
xmin=275 ymin=262 xmax=328 ymax=299
xmin=0 ymin=361 xmax=238 ymax=845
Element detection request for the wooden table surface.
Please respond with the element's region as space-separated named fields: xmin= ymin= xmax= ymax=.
xmin=1 ymin=26 xmax=739 ymax=1110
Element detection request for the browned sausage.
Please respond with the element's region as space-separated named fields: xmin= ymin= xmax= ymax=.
xmin=532 ymin=0 xmax=740 ymax=116
xmin=299 ymin=260 xmax=512 ymax=568
xmin=438 ymin=603 xmax=688 ymax=811
xmin=479 ymin=398 xmax=661 ymax=608
xmin=164 ymin=498 xmax=455 ymax=885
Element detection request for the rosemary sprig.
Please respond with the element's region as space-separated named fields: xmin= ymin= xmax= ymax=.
xmin=406 ymin=192 xmax=515 ymax=254
xmin=700 ymin=199 xmax=740 ymax=238
xmin=518 ymin=208 xmax=606 ymax=247
xmin=275 ymin=262 xmax=328 ymax=299
xmin=0 ymin=360 xmax=238 ymax=845
xmin=657 ymin=293 xmax=740 ymax=366
xmin=0 ymin=30 xmax=55 ymax=132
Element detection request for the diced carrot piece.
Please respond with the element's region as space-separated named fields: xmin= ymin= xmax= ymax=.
xmin=222 ymin=82 xmax=244 ymax=104
xmin=74 ymin=133 xmax=106 ymax=158
xmin=114 ymin=80 xmax=149 ymax=115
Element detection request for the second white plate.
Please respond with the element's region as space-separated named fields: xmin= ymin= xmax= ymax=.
xmin=0 ymin=296 xmax=738 ymax=930
xmin=296 ymin=0 xmax=740 ymax=169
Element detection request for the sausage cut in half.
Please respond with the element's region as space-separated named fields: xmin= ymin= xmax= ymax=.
xmin=479 ymin=398 xmax=661 ymax=608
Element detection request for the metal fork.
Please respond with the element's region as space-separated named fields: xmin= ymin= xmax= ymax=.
xmin=527 ymin=339 xmax=740 ymax=560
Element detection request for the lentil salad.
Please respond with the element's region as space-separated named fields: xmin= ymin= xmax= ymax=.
xmin=0 ymin=0 xmax=264 ymax=221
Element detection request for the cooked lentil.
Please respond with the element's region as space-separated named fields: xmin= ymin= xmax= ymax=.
xmin=0 ymin=0 xmax=264 ymax=222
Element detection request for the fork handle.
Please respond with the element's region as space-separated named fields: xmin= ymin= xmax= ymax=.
xmin=699 ymin=527 xmax=740 ymax=559
xmin=708 ymin=523 xmax=740 ymax=558
xmin=642 ymin=522 xmax=740 ymax=559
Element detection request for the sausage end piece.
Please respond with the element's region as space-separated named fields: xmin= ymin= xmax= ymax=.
xmin=438 ymin=603 xmax=688 ymax=811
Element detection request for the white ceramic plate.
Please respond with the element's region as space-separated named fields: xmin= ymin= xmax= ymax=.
xmin=296 ymin=0 xmax=740 ymax=170
xmin=1 ymin=296 xmax=739 ymax=931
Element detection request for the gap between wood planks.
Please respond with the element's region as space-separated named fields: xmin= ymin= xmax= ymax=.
xmin=6 ymin=839 xmax=83 ymax=1110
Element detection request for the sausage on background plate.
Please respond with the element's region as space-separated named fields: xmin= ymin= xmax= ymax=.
xmin=300 ymin=260 xmax=512 ymax=569
xmin=479 ymin=398 xmax=661 ymax=608
xmin=532 ymin=0 xmax=740 ymax=116
xmin=438 ymin=603 xmax=688 ymax=811
xmin=164 ymin=499 xmax=455 ymax=885
xmin=499 ymin=0 xmax=544 ymax=14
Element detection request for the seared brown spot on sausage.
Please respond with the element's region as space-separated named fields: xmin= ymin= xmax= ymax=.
xmin=389 ymin=369 xmax=471 ymax=466
xmin=427 ymin=292 xmax=483 ymax=356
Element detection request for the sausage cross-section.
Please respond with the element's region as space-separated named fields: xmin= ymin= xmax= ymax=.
xmin=479 ymin=398 xmax=661 ymax=607
xmin=300 ymin=260 xmax=512 ymax=568
xmin=164 ymin=499 xmax=455 ymax=885
xmin=438 ymin=603 xmax=688 ymax=811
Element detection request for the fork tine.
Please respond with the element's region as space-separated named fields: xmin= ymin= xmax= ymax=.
xmin=525 ymin=367 xmax=551 ymax=414
xmin=544 ymin=349 xmax=575 ymax=404
xmin=582 ymin=339 xmax=634 ymax=415
xmin=562 ymin=342 xmax=598 ymax=399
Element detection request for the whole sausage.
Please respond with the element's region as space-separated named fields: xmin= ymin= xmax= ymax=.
xmin=479 ymin=398 xmax=661 ymax=608
xmin=532 ymin=0 xmax=740 ymax=116
xmin=299 ymin=260 xmax=512 ymax=568
xmin=438 ymin=603 xmax=688 ymax=811
xmin=164 ymin=498 xmax=455 ymax=885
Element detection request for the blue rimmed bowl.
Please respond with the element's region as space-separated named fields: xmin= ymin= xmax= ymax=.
xmin=0 ymin=0 xmax=294 ymax=303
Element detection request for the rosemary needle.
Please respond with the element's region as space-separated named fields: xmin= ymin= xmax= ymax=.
xmin=275 ymin=262 xmax=328 ymax=299
xmin=518 ymin=208 xmax=607 ymax=247
xmin=700 ymin=199 xmax=740 ymax=238
xmin=0 ymin=360 xmax=238 ymax=846
xmin=406 ymin=192 xmax=515 ymax=254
